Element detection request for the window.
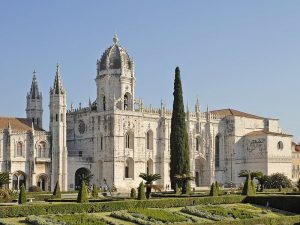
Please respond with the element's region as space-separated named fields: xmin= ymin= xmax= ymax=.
xmin=125 ymin=158 xmax=134 ymax=178
xmin=277 ymin=141 xmax=284 ymax=150
xmin=79 ymin=151 xmax=83 ymax=157
xmin=125 ymin=132 xmax=133 ymax=149
xmin=215 ymin=135 xmax=220 ymax=168
xmin=37 ymin=142 xmax=46 ymax=158
xmin=55 ymin=114 xmax=58 ymax=122
xmin=100 ymin=136 xmax=103 ymax=150
xmin=16 ymin=142 xmax=23 ymax=157
xmin=196 ymin=137 xmax=200 ymax=151
xmin=36 ymin=118 xmax=39 ymax=125
xmin=103 ymin=96 xmax=106 ymax=111
xmin=146 ymin=130 xmax=153 ymax=150
xmin=124 ymin=94 xmax=128 ymax=110
xmin=61 ymin=113 xmax=63 ymax=122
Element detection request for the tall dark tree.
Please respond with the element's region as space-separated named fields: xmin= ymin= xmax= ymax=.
xmin=170 ymin=67 xmax=190 ymax=190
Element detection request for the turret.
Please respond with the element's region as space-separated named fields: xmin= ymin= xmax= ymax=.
xmin=26 ymin=70 xmax=43 ymax=128
xmin=95 ymin=35 xmax=135 ymax=111
xmin=49 ymin=64 xmax=68 ymax=191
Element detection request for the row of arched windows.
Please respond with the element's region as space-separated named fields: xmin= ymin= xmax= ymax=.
xmin=124 ymin=130 xmax=153 ymax=150
xmin=15 ymin=141 xmax=47 ymax=158
xmin=101 ymin=93 xmax=132 ymax=111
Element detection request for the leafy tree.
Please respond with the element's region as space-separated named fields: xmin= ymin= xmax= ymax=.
xmin=257 ymin=175 xmax=271 ymax=191
xmin=53 ymin=181 xmax=61 ymax=198
xmin=91 ymin=184 xmax=99 ymax=198
xmin=18 ymin=184 xmax=26 ymax=204
xmin=209 ymin=182 xmax=218 ymax=196
xmin=139 ymin=173 xmax=161 ymax=199
xmin=77 ymin=181 xmax=89 ymax=203
xmin=137 ymin=182 xmax=146 ymax=200
xmin=268 ymin=173 xmax=292 ymax=189
xmin=174 ymin=173 xmax=194 ymax=194
xmin=170 ymin=67 xmax=190 ymax=190
xmin=130 ymin=188 xmax=137 ymax=198
xmin=0 ymin=172 xmax=10 ymax=189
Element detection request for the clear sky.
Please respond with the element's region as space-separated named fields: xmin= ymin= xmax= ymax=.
xmin=0 ymin=1 xmax=299 ymax=141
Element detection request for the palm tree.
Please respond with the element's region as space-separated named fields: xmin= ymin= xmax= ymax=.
xmin=139 ymin=173 xmax=161 ymax=198
xmin=175 ymin=173 xmax=194 ymax=194
xmin=0 ymin=172 xmax=10 ymax=189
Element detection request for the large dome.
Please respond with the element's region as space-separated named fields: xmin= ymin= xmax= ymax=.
xmin=99 ymin=35 xmax=132 ymax=71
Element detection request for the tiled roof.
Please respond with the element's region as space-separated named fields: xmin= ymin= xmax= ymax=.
xmin=292 ymin=142 xmax=300 ymax=152
xmin=0 ymin=117 xmax=44 ymax=131
xmin=245 ymin=130 xmax=292 ymax=137
xmin=210 ymin=109 xmax=264 ymax=119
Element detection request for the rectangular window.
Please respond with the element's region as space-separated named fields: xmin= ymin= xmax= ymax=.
xmin=79 ymin=151 xmax=82 ymax=157
xmin=56 ymin=114 xmax=58 ymax=122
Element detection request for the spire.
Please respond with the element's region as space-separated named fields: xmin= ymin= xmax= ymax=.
xmin=195 ymin=97 xmax=200 ymax=113
xmin=52 ymin=64 xmax=65 ymax=95
xmin=29 ymin=70 xmax=41 ymax=99
xmin=113 ymin=34 xmax=119 ymax=45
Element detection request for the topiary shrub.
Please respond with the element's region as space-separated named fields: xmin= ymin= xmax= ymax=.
xmin=215 ymin=181 xmax=220 ymax=194
xmin=53 ymin=181 xmax=61 ymax=198
xmin=130 ymin=188 xmax=136 ymax=198
xmin=209 ymin=182 xmax=218 ymax=196
xmin=242 ymin=174 xmax=255 ymax=196
xmin=91 ymin=184 xmax=99 ymax=198
xmin=18 ymin=184 xmax=26 ymax=204
xmin=28 ymin=186 xmax=42 ymax=192
xmin=77 ymin=181 xmax=89 ymax=203
xmin=175 ymin=183 xmax=180 ymax=195
xmin=137 ymin=182 xmax=146 ymax=200
xmin=186 ymin=181 xmax=192 ymax=195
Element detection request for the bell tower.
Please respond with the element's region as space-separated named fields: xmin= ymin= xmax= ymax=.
xmin=26 ymin=70 xmax=43 ymax=128
xmin=95 ymin=35 xmax=135 ymax=111
xmin=49 ymin=64 xmax=68 ymax=191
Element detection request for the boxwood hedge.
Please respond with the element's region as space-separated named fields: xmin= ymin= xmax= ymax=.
xmin=0 ymin=195 xmax=245 ymax=218
xmin=245 ymin=195 xmax=300 ymax=214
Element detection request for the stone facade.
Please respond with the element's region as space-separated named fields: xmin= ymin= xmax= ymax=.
xmin=0 ymin=35 xmax=294 ymax=192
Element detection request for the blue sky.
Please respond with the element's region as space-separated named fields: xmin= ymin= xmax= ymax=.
xmin=0 ymin=1 xmax=299 ymax=141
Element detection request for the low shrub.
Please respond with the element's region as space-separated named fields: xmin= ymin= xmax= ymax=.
xmin=28 ymin=186 xmax=42 ymax=193
xmin=181 ymin=206 xmax=228 ymax=221
xmin=130 ymin=188 xmax=137 ymax=198
xmin=129 ymin=208 xmax=187 ymax=223
xmin=111 ymin=211 xmax=156 ymax=225
xmin=52 ymin=214 xmax=107 ymax=225
xmin=25 ymin=215 xmax=64 ymax=225
xmin=0 ymin=195 xmax=245 ymax=218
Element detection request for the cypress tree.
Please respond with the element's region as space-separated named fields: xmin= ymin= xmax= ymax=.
xmin=209 ymin=182 xmax=218 ymax=196
xmin=18 ymin=184 xmax=26 ymax=204
xmin=170 ymin=67 xmax=190 ymax=190
xmin=137 ymin=182 xmax=146 ymax=200
xmin=53 ymin=181 xmax=61 ymax=198
xmin=92 ymin=183 xmax=99 ymax=198
xmin=77 ymin=181 xmax=89 ymax=203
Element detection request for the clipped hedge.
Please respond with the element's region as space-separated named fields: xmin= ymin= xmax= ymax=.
xmin=186 ymin=215 xmax=300 ymax=225
xmin=245 ymin=195 xmax=300 ymax=214
xmin=0 ymin=195 xmax=245 ymax=218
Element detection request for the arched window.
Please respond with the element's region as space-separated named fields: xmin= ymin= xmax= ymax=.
xmin=196 ymin=137 xmax=200 ymax=151
xmin=146 ymin=159 xmax=153 ymax=174
xmin=103 ymin=96 xmax=106 ymax=111
xmin=37 ymin=142 xmax=46 ymax=158
xmin=215 ymin=135 xmax=220 ymax=168
xmin=100 ymin=136 xmax=103 ymax=150
xmin=125 ymin=131 xmax=134 ymax=149
xmin=12 ymin=171 xmax=26 ymax=190
xmin=146 ymin=130 xmax=153 ymax=150
xmin=37 ymin=174 xmax=48 ymax=191
xmin=16 ymin=142 xmax=23 ymax=157
xmin=125 ymin=158 xmax=134 ymax=178
xmin=124 ymin=94 xmax=128 ymax=110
